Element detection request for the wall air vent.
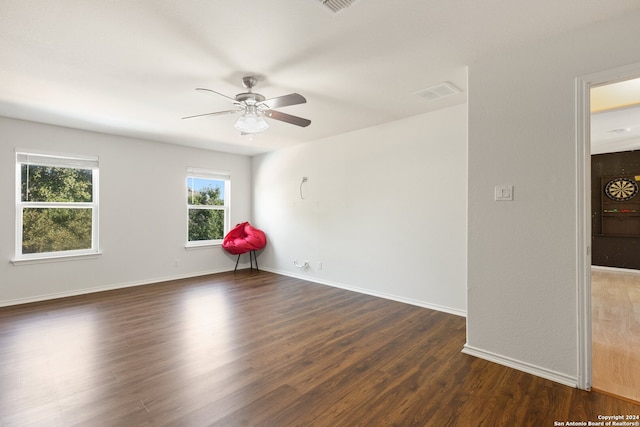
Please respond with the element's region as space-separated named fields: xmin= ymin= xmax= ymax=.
xmin=316 ymin=0 xmax=358 ymax=14
xmin=413 ymin=81 xmax=462 ymax=102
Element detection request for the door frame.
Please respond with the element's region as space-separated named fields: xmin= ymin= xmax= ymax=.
xmin=576 ymin=62 xmax=640 ymax=391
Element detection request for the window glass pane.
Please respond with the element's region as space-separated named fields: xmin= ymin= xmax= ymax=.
xmin=188 ymin=209 xmax=224 ymax=241
xmin=22 ymin=208 xmax=93 ymax=254
xmin=187 ymin=178 xmax=224 ymax=206
xmin=21 ymin=165 xmax=93 ymax=202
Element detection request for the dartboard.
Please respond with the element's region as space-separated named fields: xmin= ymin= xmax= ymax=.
xmin=605 ymin=177 xmax=639 ymax=201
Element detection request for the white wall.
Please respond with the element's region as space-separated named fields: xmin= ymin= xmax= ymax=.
xmin=466 ymin=10 xmax=640 ymax=386
xmin=252 ymin=104 xmax=468 ymax=315
xmin=0 ymin=117 xmax=252 ymax=306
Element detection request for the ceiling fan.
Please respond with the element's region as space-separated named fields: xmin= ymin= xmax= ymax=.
xmin=182 ymin=76 xmax=311 ymax=134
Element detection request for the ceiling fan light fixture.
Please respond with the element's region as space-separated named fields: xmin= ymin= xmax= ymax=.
xmin=234 ymin=110 xmax=269 ymax=134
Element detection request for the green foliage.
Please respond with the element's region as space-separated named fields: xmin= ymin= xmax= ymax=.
xmin=21 ymin=165 xmax=94 ymax=254
xmin=188 ymin=209 xmax=224 ymax=241
xmin=22 ymin=165 xmax=92 ymax=202
xmin=22 ymin=208 xmax=92 ymax=254
xmin=188 ymin=185 xmax=223 ymax=206
xmin=188 ymin=185 xmax=225 ymax=241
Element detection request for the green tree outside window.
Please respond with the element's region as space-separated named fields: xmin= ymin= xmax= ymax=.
xmin=21 ymin=165 xmax=95 ymax=254
xmin=187 ymin=177 xmax=227 ymax=242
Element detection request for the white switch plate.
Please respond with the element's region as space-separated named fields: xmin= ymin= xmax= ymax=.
xmin=494 ymin=185 xmax=514 ymax=201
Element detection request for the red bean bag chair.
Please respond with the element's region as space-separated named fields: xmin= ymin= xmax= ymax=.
xmin=222 ymin=222 xmax=266 ymax=271
xmin=222 ymin=222 xmax=266 ymax=254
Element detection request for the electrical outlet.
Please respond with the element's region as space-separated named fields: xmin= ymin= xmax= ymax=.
xmin=316 ymin=261 xmax=322 ymax=270
xmin=294 ymin=260 xmax=310 ymax=270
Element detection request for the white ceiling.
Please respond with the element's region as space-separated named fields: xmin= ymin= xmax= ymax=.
xmin=590 ymin=79 xmax=640 ymax=155
xmin=591 ymin=105 xmax=640 ymax=155
xmin=2 ymin=0 xmax=640 ymax=156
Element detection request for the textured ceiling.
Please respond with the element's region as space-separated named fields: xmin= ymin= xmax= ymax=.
xmin=2 ymin=0 xmax=640 ymax=156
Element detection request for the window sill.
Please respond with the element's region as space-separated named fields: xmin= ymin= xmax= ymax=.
xmin=11 ymin=252 xmax=102 ymax=266
xmin=184 ymin=242 xmax=222 ymax=250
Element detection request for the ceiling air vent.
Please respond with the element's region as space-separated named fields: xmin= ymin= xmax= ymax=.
xmin=413 ymin=81 xmax=462 ymax=102
xmin=317 ymin=0 xmax=358 ymax=14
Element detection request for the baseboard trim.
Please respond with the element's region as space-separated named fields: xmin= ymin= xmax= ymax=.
xmin=260 ymin=267 xmax=467 ymax=317
xmin=462 ymin=344 xmax=577 ymax=388
xmin=0 ymin=268 xmax=233 ymax=307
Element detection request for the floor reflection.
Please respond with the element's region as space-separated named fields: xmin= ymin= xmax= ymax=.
xmin=0 ymin=307 xmax=97 ymax=425
xmin=180 ymin=287 xmax=235 ymax=376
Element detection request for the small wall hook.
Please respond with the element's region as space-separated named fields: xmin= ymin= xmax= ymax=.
xmin=300 ymin=176 xmax=308 ymax=199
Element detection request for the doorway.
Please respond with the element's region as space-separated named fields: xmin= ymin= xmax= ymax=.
xmin=577 ymin=69 xmax=640 ymax=401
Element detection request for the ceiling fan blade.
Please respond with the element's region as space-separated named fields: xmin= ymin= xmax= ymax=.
xmin=182 ymin=109 xmax=240 ymax=120
xmin=264 ymin=110 xmax=311 ymax=127
xmin=195 ymin=87 xmax=237 ymax=103
xmin=259 ymin=93 xmax=306 ymax=109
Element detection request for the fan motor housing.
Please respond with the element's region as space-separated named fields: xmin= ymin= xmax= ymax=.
xmin=236 ymin=92 xmax=266 ymax=104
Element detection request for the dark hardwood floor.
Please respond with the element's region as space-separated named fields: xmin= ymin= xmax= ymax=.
xmin=1 ymin=271 xmax=639 ymax=426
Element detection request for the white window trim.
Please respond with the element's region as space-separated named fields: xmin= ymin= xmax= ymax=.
xmin=185 ymin=167 xmax=230 ymax=248
xmin=11 ymin=252 xmax=102 ymax=266
xmin=14 ymin=151 xmax=100 ymax=262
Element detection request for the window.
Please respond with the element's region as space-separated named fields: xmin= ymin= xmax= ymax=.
xmin=186 ymin=168 xmax=230 ymax=246
xmin=16 ymin=152 xmax=99 ymax=260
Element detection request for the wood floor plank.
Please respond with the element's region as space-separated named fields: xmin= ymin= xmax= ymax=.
xmin=592 ymin=269 xmax=640 ymax=403
xmin=1 ymin=270 xmax=639 ymax=426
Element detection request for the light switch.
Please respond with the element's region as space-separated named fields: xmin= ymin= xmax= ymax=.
xmin=494 ymin=185 xmax=514 ymax=201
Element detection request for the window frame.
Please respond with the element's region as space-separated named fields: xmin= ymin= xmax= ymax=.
xmin=185 ymin=168 xmax=230 ymax=248
xmin=14 ymin=151 xmax=100 ymax=262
